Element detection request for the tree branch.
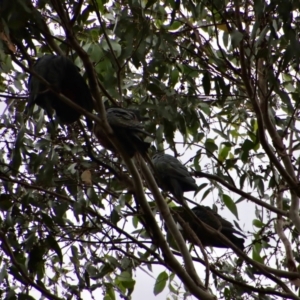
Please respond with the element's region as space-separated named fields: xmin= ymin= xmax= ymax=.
xmin=256 ymin=56 xmax=300 ymax=233
xmin=193 ymin=171 xmax=287 ymax=216
xmin=235 ymin=2 xmax=300 ymax=207
xmin=275 ymin=187 xmax=300 ymax=287
xmin=50 ymin=0 xmax=106 ymax=120
xmin=173 ymin=251 xmax=300 ymax=300
xmin=139 ymin=159 xmax=216 ymax=299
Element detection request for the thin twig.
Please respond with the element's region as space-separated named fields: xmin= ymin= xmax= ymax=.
xmin=193 ymin=171 xmax=287 ymax=216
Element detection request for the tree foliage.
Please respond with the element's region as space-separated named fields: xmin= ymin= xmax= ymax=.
xmin=1 ymin=0 xmax=300 ymax=299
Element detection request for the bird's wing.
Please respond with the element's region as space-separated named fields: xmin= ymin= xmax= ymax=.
xmin=107 ymin=108 xmax=155 ymax=139
xmin=197 ymin=206 xmax=246 ymax=237
xmin=155 ymin=155 xmax=195 ymax=185
xmin=107 ymin=108 xmax=144 ymax=130
xmin=29 ymin=55 xmax=65 ymax=93
xmin=26 ymin=56 xmax=57 ymax=111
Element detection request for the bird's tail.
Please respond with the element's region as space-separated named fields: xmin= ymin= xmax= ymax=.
xmin=229 ymin=235 xmax=245 ymax=251
xmin=136 ymin=140 xmax=151 ymax=157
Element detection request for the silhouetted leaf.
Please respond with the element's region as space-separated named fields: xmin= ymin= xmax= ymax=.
xmin=46 ymin=235 xmax=62 ymax=265
xmin=202 ymin=72 xmax=211 ymax=95
xmin=222 ymin=194 xmax=239 ymax=220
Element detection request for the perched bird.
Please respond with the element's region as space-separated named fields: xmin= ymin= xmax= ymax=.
xmin=93 ymin=107 xmax=152 ymax=157
xmin=26 ymin=55 xmax=94 ymax=130
xmin=151 ymin=153 xmax=198 ymax=203
xmin=166 ymin=205 xmax=246 ymax=250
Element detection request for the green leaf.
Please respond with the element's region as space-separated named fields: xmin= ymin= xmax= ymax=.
xmin=0 ymin=194 xmax=13 ymax=211
xmin=231 ymin=30 xmax=243 ymax=48
xmin=169 ymin=68 xmax=179 ymax=87
xmin=87 ymin=187 xmax=104 ymax=207
xmin=197 ymin=183 xmax=208 ymax=192
xmin=102 ymin=40 xmax=121 ymax=57
xmin=242 ymin=139 xmax=255 ymax=151
xmin=36 ymin=162 xmax=54 ymax=185
xmin=71 ymin=245 xmax=78 ymax=261
xmin=110 ymin=209 xmax=120 ymax=225
xmin=202 ymin=187 xmax=212 ymax=201
xmin=282 ymin=45 xmax=293 ymax=70
xmin=205 ymin=139 xmax=218 ymax=157
xmin=9 ymin=149 xmax=22 ymax=175
xmin=105 ymin=283 xmax=116 ymax=300
xmin=252 ymin=243 xmax=264 ymax=263
xmin=98 ymin=263 xmax=115 ymax=278
xmin=5 ymin=290 xmax=16 ymax=300
xmin=165 ymin=21 xmax=182 ymax=30
xmin=255 ymin=178 xmax=265 ymax=197
xmin=88 ymin=43 xmax=105 ymax=62
xmin=84 ymin=270 xmax=90 ymax=288
xmin=218 ymin=145 xmax=231 ymax=162
xmin=46 ymin=235 xmax=63 ymax=265
xmin=0 ymin=265 xmax=7 ymax=284
xmin=253 ymin=219 xmax=264 ymax=228
xmin=256 ymin=25 xmax=269 ymax=46
xmin=116 ymin=271 xmax=135 ymax=289
xmin=277 ymin=89 xmax=293 ymax=112
xmin=213 ymin=128 xmax=228 ymax=140
xmin=222 ymin=194 xmax=239 ymax=219
xmin=132 ymin=215 xmax=139 ymax=228
xmin=154 ymin=271 xmax=168 ymax=295
xmin=145 ymin=0 xmax=158 ymax=9
xmin=241 ymin=139 xmax=255 ymax=162
xmin=254 ymin=0 xmax=264 ymax=16
xmin=202 ymin=72 xmax=211 ymax=95
xmin=85 ymin=264 xmax=98 ymax=278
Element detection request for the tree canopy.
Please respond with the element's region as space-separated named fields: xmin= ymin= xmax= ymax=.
xmin=1 ymin=0 xmax=300 ymax=299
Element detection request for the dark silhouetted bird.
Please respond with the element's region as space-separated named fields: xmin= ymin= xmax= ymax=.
xmin=93 ymin=107 xmax=152 ymax=157
xmin=151 ymin=153 xmax=197 ymax=203
xmin=26 ymin=55 xmax=94 ymax=130
xmin=166 ymin=205 xmax=246 ymax=250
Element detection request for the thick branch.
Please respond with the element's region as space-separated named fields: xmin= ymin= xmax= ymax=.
xmin=139 ymin=160 xmax=216 ymax=299
xmin=174 ymin=211 xmax=211 ymax=289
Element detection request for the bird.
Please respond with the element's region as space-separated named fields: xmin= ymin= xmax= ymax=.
xmin=25 ymin=55 xmax=94 ymax=130
xmin=93 ymin=107 xmax=152 ymax=157
xmin=166 ymin=205 xmax=246 ymax=250
xmin=151 ymin=153 xmax=198 ymax=203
